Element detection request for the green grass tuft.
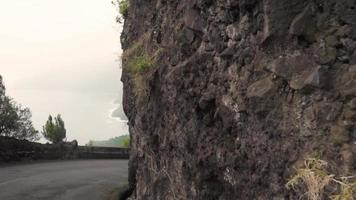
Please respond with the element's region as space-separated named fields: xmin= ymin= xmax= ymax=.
xmin=129 ymin=55 xmax=154 ymax=74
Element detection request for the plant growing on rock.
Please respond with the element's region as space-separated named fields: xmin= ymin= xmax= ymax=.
xmin=112 ymin=0 xmax=130 ymax=19
xmin=119 ymin=0 xmax=130 ymax=17
xmin=286 ymin=158 xmax=333 ymax=200
xmin=286 ymin=158 xmax=356 ymax=200
xmin=128 ymin=54 xmax=154 ymax=74
xmin=121 ymin=33 xmax=163 ymax=99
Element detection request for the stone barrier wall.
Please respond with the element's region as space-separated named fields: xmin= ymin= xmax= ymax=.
xmin=78 ymin=146 xmax=130 ymax=159
xmin=0 ymin=136 xmax=129 ymax=163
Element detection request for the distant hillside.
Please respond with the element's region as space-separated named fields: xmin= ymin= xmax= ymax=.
xmin=87 ymin=135 xmax=129 ymax=148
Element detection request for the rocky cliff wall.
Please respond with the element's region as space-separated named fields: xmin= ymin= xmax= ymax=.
xmin=121 ymin=0 xmax=356 ymax=199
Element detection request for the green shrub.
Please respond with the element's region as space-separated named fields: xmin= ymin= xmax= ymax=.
xmin=119 ymin=0 xmax=130 ymax=17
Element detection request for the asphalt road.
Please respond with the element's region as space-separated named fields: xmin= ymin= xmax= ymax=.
xmin=0 ymin=160 xmax=128 ymax=200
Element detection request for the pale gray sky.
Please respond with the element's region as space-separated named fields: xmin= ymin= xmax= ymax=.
xmin=0 ymin=0 xmax=122 ymax=88
xmin=0 ymin=0 xmax=127 ymax=144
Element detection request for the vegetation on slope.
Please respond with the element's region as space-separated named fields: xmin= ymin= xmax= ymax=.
xmin=121 ymin=33 xmax=163 ymax=99
xmin=87 ymin=135 xmax=130 ymax=148
xmin=112 ymin=0 xmax=130 ymax=20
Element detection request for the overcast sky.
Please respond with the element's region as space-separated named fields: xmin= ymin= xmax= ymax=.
xmin=0 ymin=0 xmax=127 ymax=144
xmin=0 ymin=0 xmax=122 ymax=90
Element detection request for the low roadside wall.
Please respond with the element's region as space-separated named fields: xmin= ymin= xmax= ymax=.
xmin=78 ymin=146 xmax=130 ymax=159
xmin=0 ymin=136 xmax=129 ymax=163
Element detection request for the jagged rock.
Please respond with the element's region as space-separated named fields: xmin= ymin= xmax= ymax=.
xmin=303 ymin=105 xmax=318 ymax=130
xmin=219 ymin=47 xmax=235 ymax=57
xmin=247 ymin=77 xmax=275 ymax=98
xmin=342 ymin=107 xmax=356 ymax=120
xmin=226 ymin=24 xmax=240 ymax=41
xmin=325 ymin=35 xmax=339 ymax=47
xmin=200 ymin=42 xmax=214 ymax=52
xmin=337 ymin=65 xmax=356 ymax=96
xmin=335 ymin=25 xmax=352 ymax=38
xmin=217 ymin=95 xmax=241 ymax=128
xmin=338 ymin=55 xmax=350 ymax=63
xmin=198 ymin=94 xmax=215 ymax=110
xmin=331 ymin=125 xmax=350 ymax=146
xmin=335 ymin=0 xmax=356 ymax=29
xmin=341 ymin=38 xmax=356 ymax=52
xmin=351 ymin=52 xmax=356 ymax=64
xmin=289 ymin=4 xmax=317 ymax=42
xmin=267 ymin=52 xmax=314 ymax=80
xmin=184 ymin=9 xmax=205 ymax=32
xmin=262 ymin=0 xmax=305 ymax=40
xmin=317 ymin=102 xmax=343 ymax=122
xmin=289 ymin=66 xmax=325 ymax=90
xmin=182 ymin=28 xmax=195 ymax=44
xmin=349 ymin=98 xmax=356 ymax=110
xmin=319 ymin=46 xmax=337 ymax=64
xmin=238 ymin=15 xmax=250 ymax=38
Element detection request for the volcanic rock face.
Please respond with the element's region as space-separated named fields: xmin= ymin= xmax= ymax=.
xmin=121 ymin=0 xmax=356 ymax=199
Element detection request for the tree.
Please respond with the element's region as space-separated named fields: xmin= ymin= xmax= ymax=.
xmin=0 ymin=76 xmax=16 ymax=135
xmin=42 ymin=114 xmax=66 ymax=143
xmin=13 ymin=106 xmax=40 ymax=141
xmin=0 ymin=75 xmax=39 ymax=141
xmin=0 ymin=96 xmax=18 ymax=135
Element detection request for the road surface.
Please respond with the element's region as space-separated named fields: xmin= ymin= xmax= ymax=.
xmin=0 ymin=160 xmax=128 ymax=200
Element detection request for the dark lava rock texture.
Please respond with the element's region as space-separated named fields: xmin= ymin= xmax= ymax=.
xmin=121 ymin=0 xmax=356 ymax=199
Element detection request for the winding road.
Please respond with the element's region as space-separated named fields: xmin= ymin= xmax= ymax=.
xmin=0 ymin=160 xmax=128 ymax=200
